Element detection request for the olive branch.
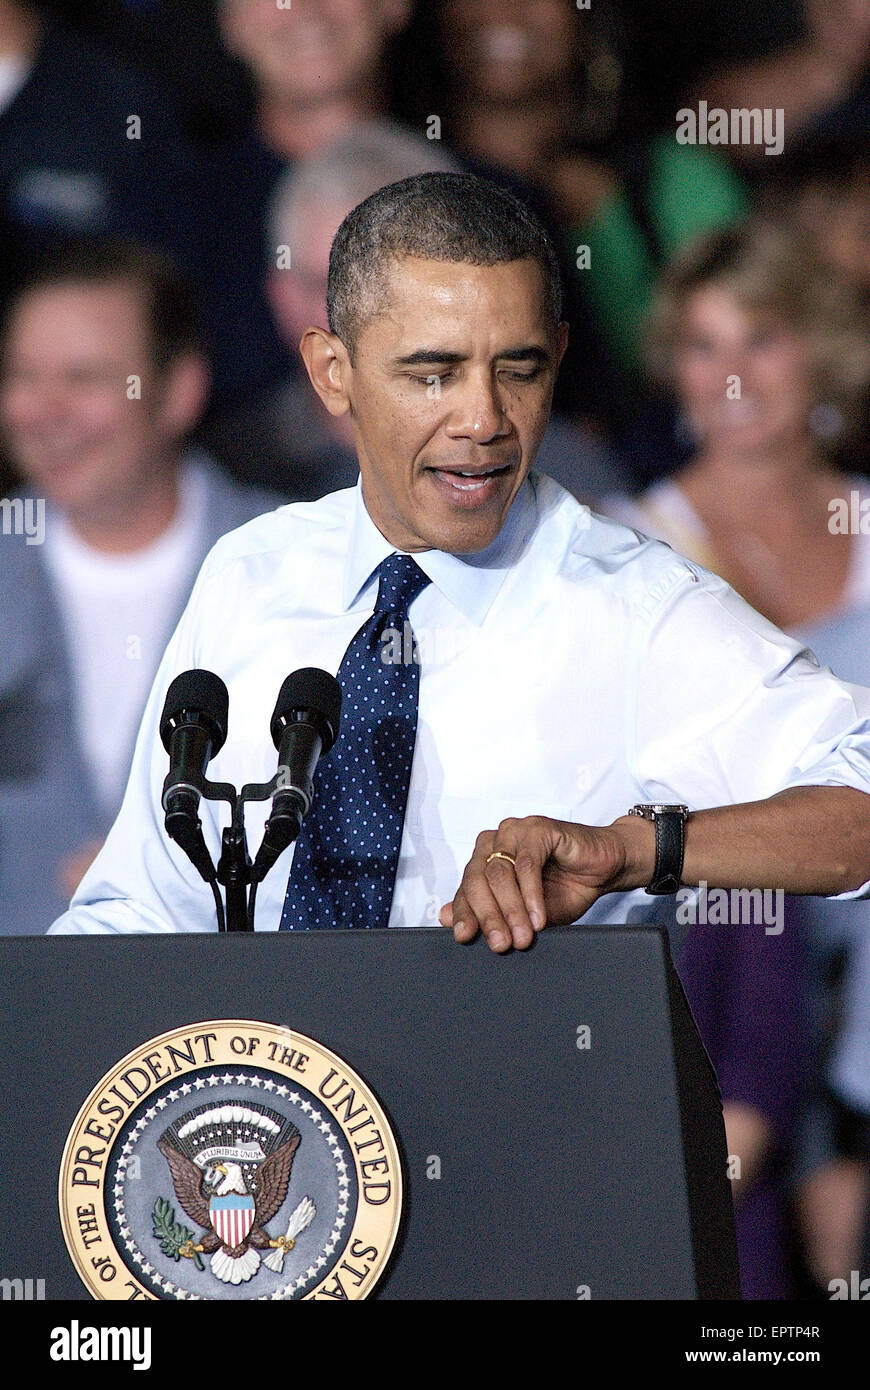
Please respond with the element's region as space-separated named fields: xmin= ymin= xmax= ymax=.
xmin=152 ymin=1196 xmax=205 ymax=1270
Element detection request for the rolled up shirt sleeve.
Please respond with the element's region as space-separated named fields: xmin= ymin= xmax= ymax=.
xmin=628 ymin=562 xmax=870 ymax=899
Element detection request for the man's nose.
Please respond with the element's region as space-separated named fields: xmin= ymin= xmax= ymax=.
xmin=16 ymin=368 xmax=72 ymax=410
xmin=445 ymin=370 xmax=511 ymax=442
xmin=31 ymin=381 xmax=77 ymax=427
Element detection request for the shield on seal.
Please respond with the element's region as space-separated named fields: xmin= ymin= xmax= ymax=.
xmin=210 ymin=1194 xmax=256 ymax=1248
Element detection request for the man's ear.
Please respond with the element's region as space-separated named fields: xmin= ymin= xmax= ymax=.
xmin=299 ymin=326 xmax=353 ymax=418
xmin=156 ymin=352 xmax=210 ymax=438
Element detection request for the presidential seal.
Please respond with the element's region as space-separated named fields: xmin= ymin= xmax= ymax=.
xmin=58 ymin=1021 xmax=402 ymax=1300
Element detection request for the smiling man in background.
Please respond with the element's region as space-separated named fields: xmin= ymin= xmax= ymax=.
xmin=48 ymin=174 xmax=870 ymax=940
xmin=0 ymin=241 xmax=277 ymax=934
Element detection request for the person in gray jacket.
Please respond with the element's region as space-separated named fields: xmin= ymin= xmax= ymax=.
xmin=0 ymin=242 xmax=279 ymax=934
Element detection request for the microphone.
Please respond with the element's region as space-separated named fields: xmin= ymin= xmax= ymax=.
xmin=252 ymin=668 xmax=341 ymax=882
xmin=159 ymin=669 xmax=229 ymax=881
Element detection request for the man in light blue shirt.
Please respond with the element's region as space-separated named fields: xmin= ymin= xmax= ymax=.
xmin=49 ymin=173 xmax=870 ymax=944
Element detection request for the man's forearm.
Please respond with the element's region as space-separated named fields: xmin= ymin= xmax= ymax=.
xmin=610 ymin=786 xmax=870 ymax=897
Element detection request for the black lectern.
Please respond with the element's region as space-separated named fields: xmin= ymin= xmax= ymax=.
xmin=0 ymin=927 xmax=739 ymax=1299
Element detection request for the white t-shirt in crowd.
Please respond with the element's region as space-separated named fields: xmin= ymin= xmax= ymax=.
xmin=42 ymin=463 xmax=207 ymax=814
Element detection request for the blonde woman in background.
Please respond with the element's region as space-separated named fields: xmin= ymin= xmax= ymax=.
xmin=606 ymin=217 xmax=870 ymax=634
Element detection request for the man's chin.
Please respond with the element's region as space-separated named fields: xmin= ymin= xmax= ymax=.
xmin=418 ymin=494 xmax=517 ymax=555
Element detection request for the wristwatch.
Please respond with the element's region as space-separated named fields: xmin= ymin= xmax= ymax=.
xmin=628 ymin=804 xmax=690 ymax=895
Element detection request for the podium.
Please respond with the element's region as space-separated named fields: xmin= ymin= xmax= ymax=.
xmin=0 ymin=926 xmax=739 ymax=1300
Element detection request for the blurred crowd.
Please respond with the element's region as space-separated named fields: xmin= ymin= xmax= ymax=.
xmin=0 ymin=0 xmax=869 ymax=1301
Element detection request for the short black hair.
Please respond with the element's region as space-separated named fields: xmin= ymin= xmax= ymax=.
xmin=327 ymin=171 xmax=563 ymax=358
xmin=3 ymin=238 xmax=203 ymax=372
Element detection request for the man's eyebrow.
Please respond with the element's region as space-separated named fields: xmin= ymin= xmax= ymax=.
xmin=497 ymin=346 xmax=551 ymax=364
xmin=392 ymin=349 xmax=467 ymax=366
xmin=392 ymin=345 xmax=552 ymax=367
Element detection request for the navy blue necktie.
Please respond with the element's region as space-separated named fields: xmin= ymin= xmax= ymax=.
xmin=279 ymin=553 xmax=431 ymax=930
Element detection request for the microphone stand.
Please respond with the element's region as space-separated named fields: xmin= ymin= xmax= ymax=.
xmin=162 ymin=767 xmax=248 ymax=933
xmin=211 ymin=772 xmax=304 ymax=932
xmin=164 ymin=766 xmax=307 ymax=932
xmin=215 ymin=820 xmax=251 ymax=933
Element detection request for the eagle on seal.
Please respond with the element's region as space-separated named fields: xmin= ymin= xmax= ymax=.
xmin=156 ymin=1102 xmax=314 ymax=1285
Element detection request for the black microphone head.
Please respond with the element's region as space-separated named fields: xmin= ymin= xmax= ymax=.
xmin=270 ymin=668 xmax=342 ymax=754
xmin=159 ymin=669 xmax=229 ymax=755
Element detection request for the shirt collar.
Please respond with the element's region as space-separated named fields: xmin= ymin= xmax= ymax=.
xmin=342 ymin=473 xmax=538 ymax=626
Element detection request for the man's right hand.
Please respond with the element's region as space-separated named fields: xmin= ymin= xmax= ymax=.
xmin=439 ymin=814 xmax=655 ymax=953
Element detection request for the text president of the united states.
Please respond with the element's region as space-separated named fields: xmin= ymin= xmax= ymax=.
xmin=50 ymin=174 xmax=870 ymax=945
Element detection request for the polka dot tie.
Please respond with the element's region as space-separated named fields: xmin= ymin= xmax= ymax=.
xmin=279 ymin=553 xmax=431 ymax=931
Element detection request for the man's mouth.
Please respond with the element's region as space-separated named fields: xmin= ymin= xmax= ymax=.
xmin=428 ymin=462 xmax=515 ymax=495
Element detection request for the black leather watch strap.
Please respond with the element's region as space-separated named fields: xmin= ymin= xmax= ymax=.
xmin=629 ymin=804 xmax=689 ymax=895
xmin=648 ymin=811 xmax=686 ymax=895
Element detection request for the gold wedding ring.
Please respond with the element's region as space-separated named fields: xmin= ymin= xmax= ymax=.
xmin=485 ymin=850 xmax=517 ymax=867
